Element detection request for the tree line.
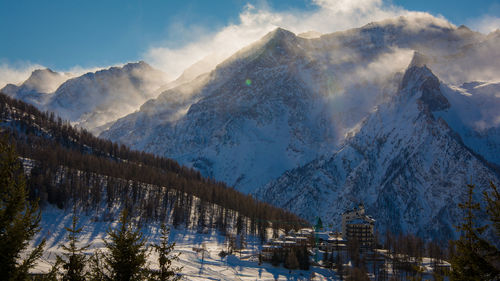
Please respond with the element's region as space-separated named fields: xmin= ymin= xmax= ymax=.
xmin=1 ymin=135 xmax=180 ymax=280
xmin=0 ymin=92 xmax=307 ymax=235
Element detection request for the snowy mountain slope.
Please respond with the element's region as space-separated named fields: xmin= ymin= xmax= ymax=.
xmin=102 ymin=28 xmax=343 ymax=193
xmin=34 ymin=207 xmax=333 ymax=281
xmin=255 ymin=60 xmax=500 ymax=242
xmin=101 ymin=15 xmax=490 ymax=193
xmin=1 ymin=68 xmax=70 ymax=106
xmin=1 ymin=62 xmax=168 ymax=135
xmin=435 ymin=81 xmax=500 ymax=167
xmin=430 ymin=28 xmax=500 ymax=84
xmin=47 ymin=61 xmax=167 ymax=134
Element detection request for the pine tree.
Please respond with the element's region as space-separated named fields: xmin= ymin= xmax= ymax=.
xmin=40 ymin=259 xmax=62 ymax=281
xmin=299 ymin=246 xmax=310 ymax=270
xmin=88 ymin=250 xmax=110 ymax=281
xmin=58 ymin=210 xmax=91 ymax=281
xmin=315 ymin=217 xmax=323 ymax=231
xmin=271 ymin=249 xmax=280 ymax=267
xmin=151 ymin=224 xmax=182 ymax=281
xmin=482 ymin=182 xmax=500 ymax=268
xmin=100 ymin=209 xmax=149 ymax=281
xmin=0 ymin=136 xmax=46 ymax=280
xmin=450 ymin=183 xmax=499 ymax=280
xmin=285 ymin=249 xmax=299 ymax=270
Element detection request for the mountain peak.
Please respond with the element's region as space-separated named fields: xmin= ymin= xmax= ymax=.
xmin=25 ymin=68 xmax=60 ymax=82
xmin=23 ymin=68 xmax=67 ymax=93
xmin=401 ymin=51 xmax=435 ymax=88
xmin=408 ymin=51 xmax=430 ymax=68
xmin=30 ymin=68 xmax=57 ymax=76
xmin=125 ymin=60 xmax=149 ymax=68
xmin=119 ymin=61 xmax=155 ymax=72
xmin=400 ymin=56 xmax=449 ymax=111
xmin=261 ymin=27 xmax=296 ymax=43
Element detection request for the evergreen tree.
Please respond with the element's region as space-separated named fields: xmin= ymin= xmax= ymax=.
xmin=482 ymin=182 xmax=500 ymax=268
xmin=450 ymin=183 xmax=499 ymax=280
xmin=58 ymin=210 xmax=91 ymax=281
xmin=151 ymin=224 xmax=182 ymax=281
xmin=271 ymin=249 xmax=280 ymax=267
xmin=40 ymin=259 xmax=63 ymax=281
xmin=99 ymin=209 xmax=149 ymax=281
xmin=0 ymin=136 xmax=46 ymax=280
xmin=88 ymin=250 xmax=109 ymax=281
xmin=285 ymin=249 xmax=299 ymax=270
xmin=315 ymin=217 xmax=323 ymax=231
xmin=298 ymin=246 xmax=310 ymax=270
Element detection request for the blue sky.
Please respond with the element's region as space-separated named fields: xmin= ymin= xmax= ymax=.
xmin=0 ymin=0 xmax=499 ymax=85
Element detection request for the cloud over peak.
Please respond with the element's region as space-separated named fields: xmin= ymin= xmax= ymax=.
xmin=143 ymin=0 xmax=453 ymax=82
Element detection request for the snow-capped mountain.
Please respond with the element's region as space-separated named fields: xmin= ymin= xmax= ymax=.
xmin=47 ymin=61 xmax=167 ymax=133
xmin=1 ymin=62 xmax=168 ymax=134
xmin=1 ymin=68 xmax=70 ymax=106
xmin=101 ymin=15 xmax=495 ymax=194
xmin=255 ymin=58 xmax=500 ymax=242
xmin=102 ymin=28 xmax=342 ymax=193
xmin=5 ymin=14 xmax=497 ymax=242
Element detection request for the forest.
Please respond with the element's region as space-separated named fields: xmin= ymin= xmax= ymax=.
xmin=0 ymin=92 xmax=307 ymax=236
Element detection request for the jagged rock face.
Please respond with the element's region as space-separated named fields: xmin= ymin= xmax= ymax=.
xmin=103 ymin=29 xmax=341 ymax=193
xmin=434 ymin=81 xmax=500 ymax=167
xmin=255 ymin=65 xmax=500 ymax=242
xmin=102 ymin=16 xmax=489 ymax=193
xmin=401 ymin=65 xmax=450 ymax=111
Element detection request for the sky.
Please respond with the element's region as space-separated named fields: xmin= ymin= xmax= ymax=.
xmin=1 ymin=0 xmax=499 ymax=86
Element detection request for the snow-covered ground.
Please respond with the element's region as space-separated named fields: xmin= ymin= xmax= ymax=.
xmin=31 ymin=206 xmax=337 ymax=280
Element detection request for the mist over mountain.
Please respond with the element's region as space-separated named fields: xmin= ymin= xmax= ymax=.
xmin=1 ymin=68 xmax=71 ymax=106
xmin=2 ymin=14 xmax=499 ymax=243
xmin=1 ymin=61 xmax=168 ymax=134
xmin=102 ymin=15 xmax=498 ymax=191
xmin=255 ymin=60 xmax=500 ymax=242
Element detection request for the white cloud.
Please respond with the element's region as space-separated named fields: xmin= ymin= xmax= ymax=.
xmin=467 ymin=14 xmax=500 ymax=34
xmin=0 ymin=62 xmax=43 ymax=89
xmin=143 ymin=0 xmax=423 ymax=81
xmin=2 ymin=0 xmax=459 ymax=89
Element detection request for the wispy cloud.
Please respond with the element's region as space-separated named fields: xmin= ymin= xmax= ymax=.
xmin=144 ymin=0 xmax=423 ymax=81
xmin=0 ymin=61 xmax=43 ymax=89
xmin=467 ymin=14 xmax=500 ymax=34
xmin=2 ymin=0 xmax=462 ymax=88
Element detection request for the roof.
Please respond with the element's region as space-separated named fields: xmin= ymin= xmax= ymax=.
xmin=347 ymin=218 xmax=374 ymax=225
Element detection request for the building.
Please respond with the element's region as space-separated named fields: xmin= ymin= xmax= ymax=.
xmin=341 ymin=204 xmax=375 ymax=248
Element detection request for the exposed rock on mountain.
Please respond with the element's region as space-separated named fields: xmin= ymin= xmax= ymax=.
xmin=255 ymin=62 xmax=500 ymax=242
xmin=102 ymin=15 xmax=493 ymax=194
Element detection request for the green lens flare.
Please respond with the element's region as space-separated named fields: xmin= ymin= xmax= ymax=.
xmin=245 ymin=79 xmax=252 ymax=86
